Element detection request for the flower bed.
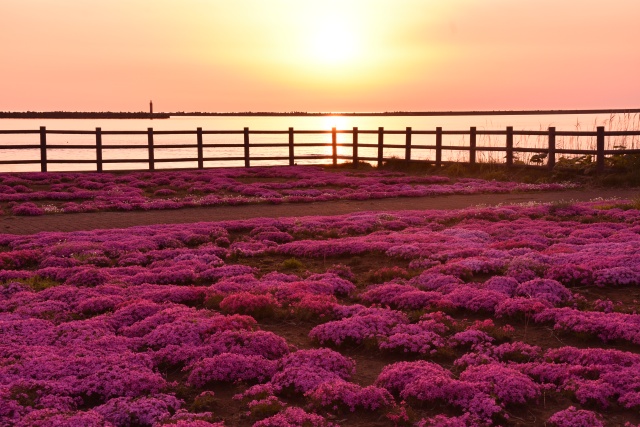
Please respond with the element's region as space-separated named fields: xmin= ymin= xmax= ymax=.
xmin=0 ymin=166 xmax=574 ymax=216
xmin=2 ymin=198 xmax=640 ymax=426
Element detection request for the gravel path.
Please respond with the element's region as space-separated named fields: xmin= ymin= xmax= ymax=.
xmin=1 ymin=188 xmax=638 ymax=235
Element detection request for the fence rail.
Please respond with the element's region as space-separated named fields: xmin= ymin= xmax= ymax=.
xmin=0 ymin=126 xmax=639 ymax=172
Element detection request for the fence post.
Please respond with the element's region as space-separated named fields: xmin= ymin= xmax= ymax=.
xmin=505 ymin=126 xmax=514 ymax=167
xmin=288 ymin=127 xmax=295 ymax=166
xmin=147 ymin=128 xmax=155 ymax=171
xmin=244 ymin=127 xmax=250 ymax=168
xmin=197 ymin=127 xmax=204 ymax=169
xmin=352 ymin=127 xmax=359 ymax=168
xmin=596 ymin=126 xmax=605 ymax=172
xmin=39 ymin=126 xmax=47 ymax=172
xmin=405 ymin=127 xmax=412 ymax=164
xmin=332 ymin=127 xmax=337 ymax=166
xmin=548 ymin=127 xmax=556 ymax=170
xmin=96 ymin=127 xmax=103 ymax=172
xmin=377 ymin=127 xmax=384 ymax=167
xmin=435 ymin=127 xmax=442 ymax=167
xmin=469 ymin=127 xmax=476 ymax=165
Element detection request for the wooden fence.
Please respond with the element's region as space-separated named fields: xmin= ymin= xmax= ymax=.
xmin=0 ymin=126 xmax=639 ymax=172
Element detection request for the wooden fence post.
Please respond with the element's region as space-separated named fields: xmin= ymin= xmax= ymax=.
xmin=596 ymin=126 xmax=605 ymax=172
xmin=147 ymin=128 xmax=155 ymax=170
xmin=288 ymin=128 xmax=295 ymax=166
xmin=548 ymin=127 xmax=556 ymax=170
xmin=405 ymin=127 xmax=412 ymax=164
xmin=244 ymin=127 xmax=250 ymax=168
xmin=435 ymin=127 xmax=442 ymax=167
xmin=469 ymin=127 xmax=476 ymax=165
xmin=197 ymin=127 xmax=204 ymax=169
xmin=39 ymin=126 xmax=47 ymax=172
xmin=377 ymin=127 xmax=384 ymax=167
xmin=506 ymin=126 xmax=514 ymax=167
xmin=332 ymin=127 xmax=337 ymax=166
xmin=96 ymin=127 xmax=103 ymax=172
xmin=352 ymin=127 xmax=359 ymax=168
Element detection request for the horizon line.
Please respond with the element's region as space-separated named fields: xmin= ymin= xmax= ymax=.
xmin=2 ymin=108 xmax=640 ymax=118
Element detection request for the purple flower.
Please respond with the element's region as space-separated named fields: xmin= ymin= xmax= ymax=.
xmin=547 ymin=406 xmax=604 ymax=427
xmin=252 ymin=407 xmax=336 ymax=427
xmin=187 ymin=353 xmax=277 ymax=386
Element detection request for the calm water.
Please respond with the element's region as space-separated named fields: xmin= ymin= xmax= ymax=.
xmin=1 ymin=114 xmax=638 ymax=172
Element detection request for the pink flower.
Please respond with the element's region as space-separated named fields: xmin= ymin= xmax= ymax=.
xmin=252 ymin=407 xmax=336 ymax=427
xmin=547 ymin=406 xmax=604 ymax=427
xmin=187 ymin=353 xmax=277 ymax=386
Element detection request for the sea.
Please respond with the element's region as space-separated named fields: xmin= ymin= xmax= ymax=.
xmin=1 ymin=113 xmax=638 ymax=172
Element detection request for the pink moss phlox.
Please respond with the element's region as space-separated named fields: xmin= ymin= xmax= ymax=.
xmin=252 ymin=406 xmax=336 ymax=427
xmin=442 ymin=286 xmax=507 ymax=312
xmin=204 ymin=330 xmax=291 ymax=360
xmin=481 ymin=276 xmax=519 ymax=296
xmin=359 ymin=284 xmax=418 ymax=305
xmin=0 ymin=168 xmax=577 ymax=218
xmin=534 ymin=308 xmax=640 ymax=344
xmin=186 ymin=353 xmax=277 ymax=386
xmin=570 ymin=379 xmax=616 ymax=408
xmin=416 ymin=413 xmax=478 ymax=427
xmin=547 ymin=406 xmax=604 ymax=427
xmin=289 ymin=294 xmax=338 ymax=318
xmin=326 ymin=264 xmax=355 ymax=281
xmin=305 ymin=379 xmax=393 ymax=412
xmin=398 ymin=373 xmax=501 ymax=421
xmin=304 ymin=273 xmax=356 ymax=296
xmin=378 ymin=313 xmax=453 ymax=354
xmin=459 ymin=363 xmax=540 ymax=404
xmin=409 ymin=273 xmax=463 ymax=292
xmin=94 ymin=394 xmax=182 ymax=427
xmin=375 ymin=360 xmax=452 ymax=395
xmin=11 ymin=203 xmax=45 ymax=216
xmin=129 ymin=284 xmax=205 ymax=306
xmin=270 ymin=367 xmax=344 ymax=395
xmin=168 ymin=417 xmax=225 ymax=427
xmin=515 ymin=278 xmax=573 ymax=305
xmin=454 ymin=342 xmax=542 ymax=368
xmin=392 ymin=290 xmax=442 ymax=310
xmin=494 ymin=297 xmax=552 ymax=318
xmin=153 ymin=328 xmax=290 ymax=370
xmin=545 ymin=264 xmax=594 ymax=287
xmin=380 ymin=326 xmax=445 ymax=355
xmin=64 ymin=268 xmax=111 ymax=288
xmin=234 ymin=383 xmax=278 ymax=401
xmin=546 ymin=346 xmax=640 ymax=366
xmin=12 ymin=409 xmax=110 ymax=427
xmin=278 ymin=348 xmax=355 ymax=380
xmin=206 ymin=274 xmax=267 ymax=295
xmin=309 ymin=308 xmax=408 ymax=346
xmin=107 ymin=300 xmax=166 ymax=331
xmin=593 ymin=266 xmax=640 ymax=287
xmin=219 ymin=292 xmax=280 ymax=316
xmin=448 ymin=329 xmax=494 ymax=348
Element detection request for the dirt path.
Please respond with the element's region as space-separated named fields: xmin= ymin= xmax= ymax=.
xmin=1 ymin=188 xmax=638 ymax=235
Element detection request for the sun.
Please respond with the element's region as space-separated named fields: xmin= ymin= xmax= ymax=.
xmin=308 ymin=23 xmax=358 ymax=66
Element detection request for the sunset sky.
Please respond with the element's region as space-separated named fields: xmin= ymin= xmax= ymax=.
xmin=1 ymin=0 xmax=639 ymax=112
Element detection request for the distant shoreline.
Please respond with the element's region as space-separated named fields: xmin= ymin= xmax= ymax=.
xmin=171 ymin=108 xmax=640 ymax=117
xmin=1 ymin=108 xmax=639 ymax=119
xmin=0 ymin=112 xmax=170 ymax=119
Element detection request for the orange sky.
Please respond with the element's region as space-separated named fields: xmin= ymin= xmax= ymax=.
xmin=1 ymin=0 xmax=639 ymax=112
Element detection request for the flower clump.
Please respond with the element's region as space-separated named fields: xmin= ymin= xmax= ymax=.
xmin=1 ymin=193 xmax=640 ymax=425
xmin=0 ymin=167 xmax=575 ymax=216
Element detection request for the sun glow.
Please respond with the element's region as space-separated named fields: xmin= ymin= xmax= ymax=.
xmin=308 ymin=23 xmax=358 ymax=65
